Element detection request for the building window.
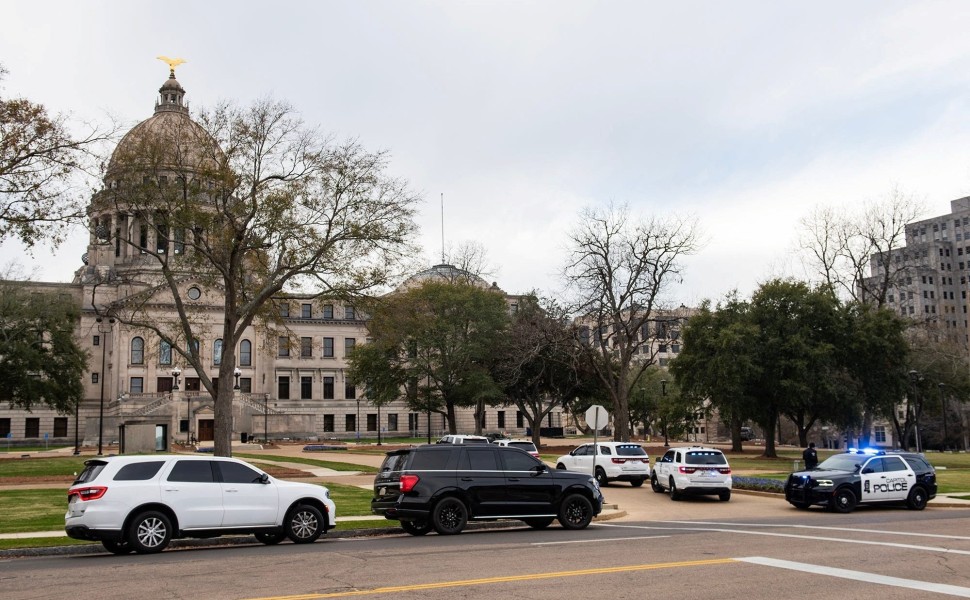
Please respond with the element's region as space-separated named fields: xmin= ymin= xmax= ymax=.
xmin=240 ymin=339 xmax=252 ymax=366
xmin=497 ymin=411 xmax=505 ymax=429
xmin=388 ymin=413 xmax=398 ymax=431
xmin=346 ymin=414 xmax=356 ymax=432
xmin=874 ymin=426 xmax=887 ymax=443
xmin=302 ymin=303 xmax=312 ymax=319
xmin=278 ymin=336 xmax=290 ymax=357
xmin=323 ymin=377 xmax=335 ymax=400
xmin=516 ymin=411 xmax=524 ymax=428
xmin=323 ymin=304 xmax=334 ymax=319
xmin=301 ymin=376 xmax=312 ymax=399
xmin=92 ymin=373 xmax=99 ymax=384
xmin=239 ymin=377 xmax=252 ymax=393
xmin=93 ymin=334 xmax=100 ymax=347
xmin=130 ymin=377 xmax=144 ymax=394
xmin=0 ymin=418 xmax=10 ymax=437
xmin=345 ymin=306 xmax=355 ymax=320
xmin=324 ymin=415 xmax=335 ymax=432
xmin=367 ymin=413 xmax=378 ymax=432
xmin=323 ymin=337 xmax=334 ymax=357
xmin=278 ymin=302 xmax=289 ymax=317
xmin=278 ymin=376 xmax=290 ymax=400
xmin=345 ymin=382 xmax=356 ymax=400
xmin=54 ymin=417 xmax=68 ymax=437
xmin=213 ymin=339 xmax=223 ymax=366
xmin=25 ymin=418 xmax=40 ymax=438
xmin=130 ymin=337 xmax=144 ymax=364
xmin=345 ymin=337 xmax=356 ymax=357
xmin=160 ymin=340 xmax=172 ymax=365
xmin=300 ymin=337 xmax=313 ymax=358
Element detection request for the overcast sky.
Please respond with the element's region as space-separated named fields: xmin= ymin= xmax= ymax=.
xmin=3 ymin=1 xmax=970 ymax=306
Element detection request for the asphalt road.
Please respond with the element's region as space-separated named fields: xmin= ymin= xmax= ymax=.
xmin=4 ymin=494 xmax=970 ymax=600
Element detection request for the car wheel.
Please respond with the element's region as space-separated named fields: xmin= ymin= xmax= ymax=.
xmin=791 ymin=501 xmax=812 ymax=510
xmin=523 ymin=517 xmax=555 ymax=529
xmin=102 ymin=539 xmax=133 ymax=555
xmin=286 ymin=504 xmax=324 ymax=544
xmin=669 ymin=478 xmax=681 ymax=501
xmin=831 ymin=487 xmax=857 ymax=514
xmin=595 ymin=467 xmax=609 ymax=487
xmin=906 ymin=486 xmax=928 ymax=510
xmin=255 ymin=531 xmax=287 ymax=545
xmin=650 ymin=474 xmax=665 ymax=493
xmin=558 ymin=494 xmax=594 ymax=530
xmin=400 ymin=519 xmax=433 ymax=536
xmin=128 ymin=511 xmax=172 ymax=554
xmin=432 ymin=497 xmax=468 ymax=535
xmin=556 ymin=463 xmax=567 ymax=470
xmin=630 ymin=478 xmax=645 ymax=488
xmin=718 ymin=490 xmax=731 ymax=502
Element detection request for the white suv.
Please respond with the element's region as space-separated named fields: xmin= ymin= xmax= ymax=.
xmin=436 ymin=435 xmax=490 ymax=445
xmin=651 ymin=446 xmax=732 ymax=501
xmin=555 ymin=442 xmax=650 ymax=487
xmin=65 ymin=455 xmax=337 ymax=554
xmin=493 ymin=439 xmax=540 ymax=457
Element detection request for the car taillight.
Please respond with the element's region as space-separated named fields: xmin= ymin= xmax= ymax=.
xmin=70 ymin=486 xmax=108 ymax=501
xmin=718 ymin=468 xmax=732 ymax=474
xmin=399 ymin=474 xmax=419 ymax=493
xmin=678 ymin=466 xmax=696 ymax=474
xmin=612 ymin=458 xmax=626 ymax=464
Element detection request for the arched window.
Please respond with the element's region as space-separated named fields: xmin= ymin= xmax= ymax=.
xmin=214 ymin=339 xmax=223 ymax=366
xmin=131 ymin=337 xmax=144 ymax=365
xmin=240 ymin=339 xmax=252 ymax=366
xmin=159 ymin=340 xmax=172 ymax=365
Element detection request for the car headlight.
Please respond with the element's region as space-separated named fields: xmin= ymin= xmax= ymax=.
xmin=813 ymin=479 xmax=833 ymax=487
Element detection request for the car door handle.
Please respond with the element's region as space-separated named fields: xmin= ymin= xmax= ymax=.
xmin=461 ymin=477 xmax=473 ymax=481
xmin=226 ymin=489 xmax=239 ymax=493
xmin=164 ymin=488 xmax=179 ymax=492
xmin=508 ymin=478 xmax=520 ymax=482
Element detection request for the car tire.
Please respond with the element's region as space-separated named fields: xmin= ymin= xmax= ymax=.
xmin=286 ymin=504 xmax=324 ymax=544
xmin=255 ymin=531 xmax=287 ymax=545
xmin=630 ymin=478 xmax=645 ymax=488
xmin=401 ymin=519 xmax=433 ymax=536
xmin=556 ymin=463 xmax=567 ymax=470
xmin=102 ymin=539 xmax=133 ymax=555
xmin=432 ymin=497 xmax=468 ymax=535
xmin=906 ymin=486 xmax=928 ymax=510
xmin=523 ymin=517 xmax=555 ymax=529
xmin=128 ymin=510 xmax=172 ymax=554
xmin=650 ymin=474 xmax=665 ymax=493
xmin=595 ymin=467 xmax=609 ymax=487
xmin=669 ymin=478 xmax=681 ymax=501
xmin=831 ymin=487 xmax=857 ymax=513
xmin=718 ymin=490 xmax=731 ymax=502
xmin=557 ymin=494 xmax=594 ymax=530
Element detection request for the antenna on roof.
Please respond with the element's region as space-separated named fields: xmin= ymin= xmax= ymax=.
xmin=440 ymin=192 xmax=445 ymax=264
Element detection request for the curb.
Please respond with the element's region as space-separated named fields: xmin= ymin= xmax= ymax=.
xmin=732 ymin=488 xmax=970 ymax=508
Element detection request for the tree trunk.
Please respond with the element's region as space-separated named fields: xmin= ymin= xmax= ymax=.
xmin=446 ymin=401 xmax=457 ymax=434
xmin=760 ymin=411 xmax=778 ymax=458
xmin=731 ymin=417 xmax=743 ymax=453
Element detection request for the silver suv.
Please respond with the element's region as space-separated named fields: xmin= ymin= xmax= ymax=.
xmin=65 ymin=455 xmax=337 ymax=554
xmin=651 ymin=446 xmax=732 ymax=501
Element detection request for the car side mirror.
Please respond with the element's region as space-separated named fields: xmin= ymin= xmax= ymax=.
xmin=531 ymin=464 xmax=547 ymax=475
xmin=258 ymin=473 xmax=270 ymax=484
xmin=569 ymin=450 xmax=576 ymax=456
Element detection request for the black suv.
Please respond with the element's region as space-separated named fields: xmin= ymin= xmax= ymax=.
xmin=372 ymin=444 xmax=603 ymax=535
xmin=784 ymin=449 xmax=937 ymax=513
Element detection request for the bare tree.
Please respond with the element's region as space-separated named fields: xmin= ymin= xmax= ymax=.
xmin=0 ymin=64 xmax=118 ymax=247
xmin=91 ymin=97 xmax=419 ymax=456
xmin=799 ymin=187 xmax=924 ymax=306
xmin=563 ymin=203 xmax=699 ymax=441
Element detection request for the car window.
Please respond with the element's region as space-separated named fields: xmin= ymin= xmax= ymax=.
xmin=903 ymin=455 xmax=933 ymax=472
xmin=73 ymin=460 xmax=108 ymax=484
xmin=599 ymin=446 xmax=612 ymax=455
xmin=219 ymin=461 xmax=264 ymax=483
xmin=661 ymin=451 xmax=674 ymax=463
xmin=574 ymin=445 xmax=587 ymax=457
xmin=508 ymin=442 xmax=537 ymax=452
xmin=501 ymin=448 xmax=541 ymax=471
xmin=380 ymin=453 xmax=408 ymax=473
xmin=168 ymin=460 xmax=215 ymax=482
xmin=462 ymin=448 xmax=499 ymax=471
xmin=675 ymin=452 xmax=682 ymax=462
xmin=881 ymin=456 xmax=907 ymax=473
xmin=863 ymin=458 xmax=884 ymax=473
xmin=114 ymin=461 xmax=164 ymax=481
xmin=616 ymin=445 xmax=647 ymax=457
xmin=817 ymin=454 xmax=864 ymax=471
xmin=463 ymin=438 xmax=488 ymax=444
xmin=410 ymin=449 xmax=452 ymax=470
xmin=685 ymin=451 xmax=726 ymax=465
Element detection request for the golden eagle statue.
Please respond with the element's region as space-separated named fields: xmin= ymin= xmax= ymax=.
xmin=156 ymin=56 xmax=187 ymax=76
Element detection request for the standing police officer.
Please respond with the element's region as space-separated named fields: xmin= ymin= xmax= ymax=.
xmin=802 ymin=442 xmax=818 ymax=469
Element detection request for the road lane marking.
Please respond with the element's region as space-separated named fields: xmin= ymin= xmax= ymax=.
xmin=739 ymin=556 xmax=970 ymax=597
xmin=244 ymin=558 xmax=737 ymax=599
xmin=597 ymin=523 xmax=970 ymax=555
xmin=656 ymin=520 xmax=970 ymax=541
xmin=531 ymin=535 xmax=670 ymax=546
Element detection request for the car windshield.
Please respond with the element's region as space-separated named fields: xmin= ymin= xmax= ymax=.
xmin=685 ymin=451 xmax=726 ymax=465
xmin=508 ymin=442 xmax=537 ymax=452
xmin=73 ymin=460 xmax=108 ymax=485
xmin=817 ymin=454 xmax=864 ymax=472
xmin=463 ymin=438 xmax=488 ymax=444
xmin=379 ymin=453 xmax=408 ymax=473
xmin=616 ymin=445 xmax=647 ymax=456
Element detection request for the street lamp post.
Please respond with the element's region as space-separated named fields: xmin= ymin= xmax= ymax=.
xmin=96 ymin=317 xmax=115 ymax=456
xmin=939 ymin=382 xmax=949 ymax=451
xmin=377 ymin=403 xmax=382 ymax=446
xmin=908 ymin=370 xmax=922 ymax=452
xmin=356 ymin=398 xmax=361 ymax=442
xmin=660 ymin=379 xmax=669 ymax=447
xmin=172 ymin=367 xmax=183 ymax=442
xmin=73 ymin=395 xmax=81 ymax=455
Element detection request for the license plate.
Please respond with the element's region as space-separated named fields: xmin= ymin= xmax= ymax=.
xmin=701 ymin=470 xmax=717 ymax=478
xmin=378 ymin=487 xmax=387 ymax=496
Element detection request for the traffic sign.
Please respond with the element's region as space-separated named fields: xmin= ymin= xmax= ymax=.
xmin=585 ymin=405 xmax=609 ymax=431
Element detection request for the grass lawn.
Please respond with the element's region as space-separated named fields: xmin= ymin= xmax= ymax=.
xmin=0 ymin=456 xmax=88 ymax=479
xmin=0 ymin=446 xmax=74 ymax=454
xmin=234 ymin=453 xmax=378 ymax=473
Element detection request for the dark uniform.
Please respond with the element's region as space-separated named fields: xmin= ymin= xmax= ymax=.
xmin=802 ymin=444 xmax=818 ymax=469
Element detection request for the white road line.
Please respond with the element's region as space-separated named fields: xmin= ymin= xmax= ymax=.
xmin=531 ymin=536 xmax=669 ymax=546
xmin=656 ymin=520 xmax=970 ymax=541
xmin=596 ymin=523 xmax=970 ymax=555
xmin=738 ymin=556 xmax=970 ymax=597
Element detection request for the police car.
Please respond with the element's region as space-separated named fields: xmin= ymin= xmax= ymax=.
xmin=784 ymin=448 xmax=937 ymax=513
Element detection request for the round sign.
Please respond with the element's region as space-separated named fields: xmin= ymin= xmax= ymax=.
xmin=585 ymin=405 xmax=609 ymax=431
